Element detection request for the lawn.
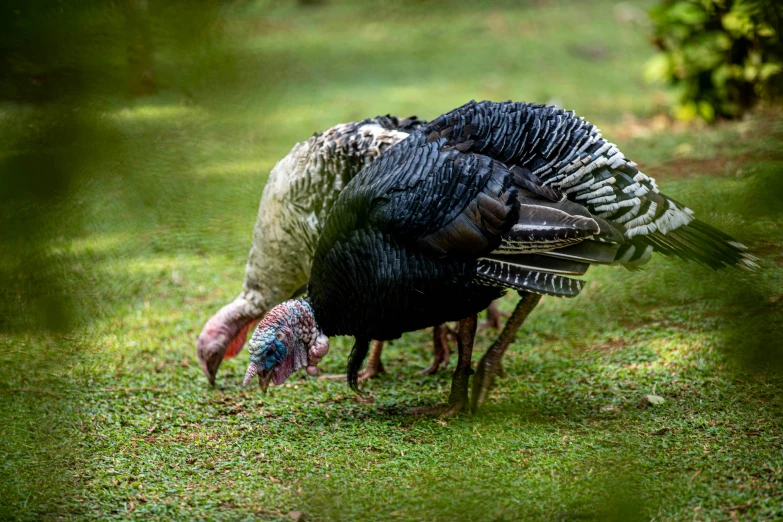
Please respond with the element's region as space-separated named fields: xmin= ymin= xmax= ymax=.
xmin=1 ymin=0 xmax=782 ymax=520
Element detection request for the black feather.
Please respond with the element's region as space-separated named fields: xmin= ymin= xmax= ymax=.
xmin=543 ymin=239 xmax=620 ymax=264
xmin=510 ymin=165 xmax=563 ymax=201
xmin=346 ymin=337 xmax=371 ymax=392
xmin=481 ymin=253 xmax=591 ymax=275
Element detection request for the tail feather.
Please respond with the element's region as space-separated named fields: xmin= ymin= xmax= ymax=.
xmin=623 ymin=219 xmax=758 ymax=271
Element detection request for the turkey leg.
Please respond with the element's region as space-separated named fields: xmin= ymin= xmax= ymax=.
xmin=417 ymin=324 xmax=452 ymax=374
xmin=407 ymin=314 xmax=477 ymax=417
xmin=361 ymin=340 xmax=387 ymax=379
xmin=443 ymin=314 xmax=478 ymax=417
xmin=471 ymin=292 xmax=541 ymax=411
xmin=320 ymin=340 xmax=387 ymax=382
xmin=480 ymin=301 xmax=509 ymax=330
xmin=478 ymin=300 xmax=511 ymax=378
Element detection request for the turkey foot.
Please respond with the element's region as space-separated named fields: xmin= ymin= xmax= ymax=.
xmin=408 ymin=314 xmax=477 ymax=417
xmin=320 ymin=340 xmax=386 ymax=381
xmin=480 ymin=301 xmax=509 ymax=330
xmin=417 ymin=324 xmax=452 ymax=375
xmin=471 ymin=293 xmax=541 ymax=411
xmin=479 ymin=301 xmax=508 ymax=377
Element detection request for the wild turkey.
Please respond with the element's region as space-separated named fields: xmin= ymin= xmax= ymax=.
xmin=196 ymin=115 xmax=426 ymax=384
xmin=241 ymin=100 xmax=757 ymax=415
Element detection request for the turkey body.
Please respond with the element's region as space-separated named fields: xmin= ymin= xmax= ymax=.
xmin=305 ymin=100 xmax=755 ymax=395
xmin=312 ymin=230 xmax=506 ymax=340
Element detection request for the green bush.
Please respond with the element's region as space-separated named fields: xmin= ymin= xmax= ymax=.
xmin=646 ymin=0 xmax=783 ymax=122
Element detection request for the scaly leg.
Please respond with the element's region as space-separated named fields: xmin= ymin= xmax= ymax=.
xmin=471 ymin=293 xmax=542 ymax=411
xmin=408 ymin=314 xmax=477 ymax=417
xmin=479 ymin=301 xmax=510 ymax=376
xmin=443 ymin=314 xmax=478 ymax=417
xmin=480 ymin=300 xmax=509 ymax=330
xmin=417 ymin=324 xmax=451 ymax=375
xmin=319 ymin=340 xmax=386 ymax=382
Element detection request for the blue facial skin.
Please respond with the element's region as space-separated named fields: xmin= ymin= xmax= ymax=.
xmin=249 ymin=328 xmax=288 ymax=371
xmin=262 ymin=340 xmax=287 ymax=370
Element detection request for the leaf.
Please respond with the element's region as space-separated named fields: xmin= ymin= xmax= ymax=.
xmin=674 ymin=102 xmax=698 ymax=121
xmin=712 ymin=64 xmax=731 ymax=87
xmin=645 ymin=54 xmax=673 ymax=83
xmin=638 ymin=394 xmax=665 ymax=408
xmin=758 ymin=24 xmax=775 ymax=38
xmin=760 ymin=63 xmax=782 ymax=81
xmin=722 ymin=9 xmax=754 ymax=38
xmin=714 ymin=32 xmax=732 ymax=51
xmin=669 ymin=2 xmax=707 ymax=25
xmin=744 ymin=64 xmax=759 ymax=82
xmin=698 ymin=101 xmax=715 ymax=122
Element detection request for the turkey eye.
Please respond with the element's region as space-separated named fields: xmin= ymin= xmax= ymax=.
xmin=275 ymin=331 xmax=286 ymax=342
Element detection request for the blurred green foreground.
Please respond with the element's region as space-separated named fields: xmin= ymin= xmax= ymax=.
xmin=1 ymin=1 xmax=782 ymax=520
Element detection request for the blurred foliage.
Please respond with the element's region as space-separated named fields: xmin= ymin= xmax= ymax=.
xmin=646 ymin=0 xmax=783 ymax=121
xmin=0 ymin=0 xmax=231 ymax=333
xmin=0 ymin=1 xmax=234 ymax=517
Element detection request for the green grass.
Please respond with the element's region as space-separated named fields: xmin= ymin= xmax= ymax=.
xmin=1 ymin=0 xmax=783 ymax=520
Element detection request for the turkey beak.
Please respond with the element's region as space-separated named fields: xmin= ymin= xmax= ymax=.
xmin=258 ymin=368 xmax=274 ymax=392
xmin=244 ymin=361 xmax=275 ymax=392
